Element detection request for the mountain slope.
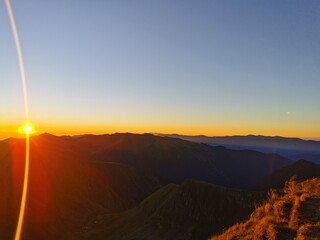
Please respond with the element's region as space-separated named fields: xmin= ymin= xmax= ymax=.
xmin=259 ymin=160 xmax=320 ymax=189
xmin=0 ymin=133 xmax=293 ymax=239
xmin=73 ymin=180 xmax=267 ymax=240
xmin=211 ymin=178 xmax=320 ymax=240
xmin=0 ymin=136 xmax=163 ymax=240
xmin=72 ymin=133 xmax=292 ymax=189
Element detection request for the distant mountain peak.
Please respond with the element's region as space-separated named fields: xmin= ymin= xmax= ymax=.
xmin=295 ymin=159 xmax=316 ymax=165
xmin=38 ymin=132 xmax=57 ymax=138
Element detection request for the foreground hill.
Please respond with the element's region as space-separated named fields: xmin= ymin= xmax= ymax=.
xmin=72 ymin=180 xmax=267 ymax=240
xmin=0 ymin=136 xmax=163 ymax=239
xmin=211 ymin=178 xmax=320 ymax=240
xmin=259 ymin=160 xmax=320 ymax=189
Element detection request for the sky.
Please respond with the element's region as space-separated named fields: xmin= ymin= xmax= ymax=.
xmin=1 ymin=0 xmax=320 ymax=139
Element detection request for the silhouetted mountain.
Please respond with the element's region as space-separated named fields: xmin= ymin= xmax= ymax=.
xmin=211 ymin=178 xmax=320 ymax=240
xmin=289 ymin=153 xmax=320 ymax=164
xmin=158 ymin=134 xmax=320 ymax=162
xmin=0 ymin=133 xmax=292 ymax=239
xmin=0 ymin=136 xmax=163 ymax=240
xmin=71 ymin=133 xmax=292 ymax=189
xmin=259 ymin=160 xmax=320 ymax=190
xmin=72 ymin=180 xmax=267 ymax=240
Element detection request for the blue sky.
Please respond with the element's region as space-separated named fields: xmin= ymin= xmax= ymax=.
xmin=1 ymin=0 xmax=320 ymax=138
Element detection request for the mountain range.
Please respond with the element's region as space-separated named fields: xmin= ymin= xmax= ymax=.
xmin=158 ymin=134 xmax=320 ymax=164
xmin=39 ymin=133 xmax=292 ymax=189
xmin=0 ymin=133 xmax=319 ymax=239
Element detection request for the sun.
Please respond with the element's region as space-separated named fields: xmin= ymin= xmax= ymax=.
xmin=23 ymin=124 xmax=32 ymax=134
xmin=18 ymin=123 xmax=35 ymax=135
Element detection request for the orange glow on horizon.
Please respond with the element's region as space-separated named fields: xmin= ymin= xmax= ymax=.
xmin=0 ymin=120 xmax=319 ymax=140
xmin=9 ymin=124 xmax=320 ymax=140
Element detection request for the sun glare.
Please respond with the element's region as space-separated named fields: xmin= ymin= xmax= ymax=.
xmin=23 ymin=124 xmax=32 ymax=134
xmin=18 ymin=123 xmax=35 ymax=135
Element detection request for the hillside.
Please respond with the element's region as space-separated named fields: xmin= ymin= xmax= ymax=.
xmin=0 ymin=136 xmax=163 ymax=240
xmin=0 ymin=133 xmax=293 ymax=239
xmin=211 ymin=178 xmax=320 ymax=240
xmin=259 ymin=160 xmax=320 ymax=189
xmin=1 ymin=133 xmax=291 ymax=189
xmin=71 ymin=133 xmax=291 ymax=189
xmin=72 ymin=180 xmax=267 ymax=240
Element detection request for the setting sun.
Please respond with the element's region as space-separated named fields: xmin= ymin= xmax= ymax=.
xmin=18 ymin=123 xmax=35 ymax=135
xmin=23 ymin=124 xmax=32 ymax=134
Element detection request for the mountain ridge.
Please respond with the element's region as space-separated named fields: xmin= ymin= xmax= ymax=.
xmin=0 ymin=133 xmax=293 ymax=189
xmin=1 ymin=133 xmax=318 ymax=239
xmin=57 ymin=133 xmax=292 ymax=189
xmin=157 ymin=133 xmax=320 ymax=164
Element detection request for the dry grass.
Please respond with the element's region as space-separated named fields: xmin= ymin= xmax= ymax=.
xmin=295 ymin=223 xmax=312 ymax=240
xmin=210 ymin=178 xmax=320 ymax=240
xmin=288 ymin=196 xmax=301 ymax=230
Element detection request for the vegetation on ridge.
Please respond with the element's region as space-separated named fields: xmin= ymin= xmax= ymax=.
xmin=211 ymin=178 xmax=320 ymax=240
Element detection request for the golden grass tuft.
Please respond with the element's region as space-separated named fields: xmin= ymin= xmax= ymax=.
xmin=210 ymin=178 xmax=320 ymax=240
xmin=288 ymin=196 xmax=301 ymax=230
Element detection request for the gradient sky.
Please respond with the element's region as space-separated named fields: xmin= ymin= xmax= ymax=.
xmin=1 ymin=0 xmax=320 ymax=139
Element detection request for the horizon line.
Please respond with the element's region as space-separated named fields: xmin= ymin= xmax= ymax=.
xmin=2 ymin=131 xmax=320 ymax=142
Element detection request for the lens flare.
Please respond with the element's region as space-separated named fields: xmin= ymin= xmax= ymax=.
xmin=5 ymin=0 xmax=31 ymax=240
